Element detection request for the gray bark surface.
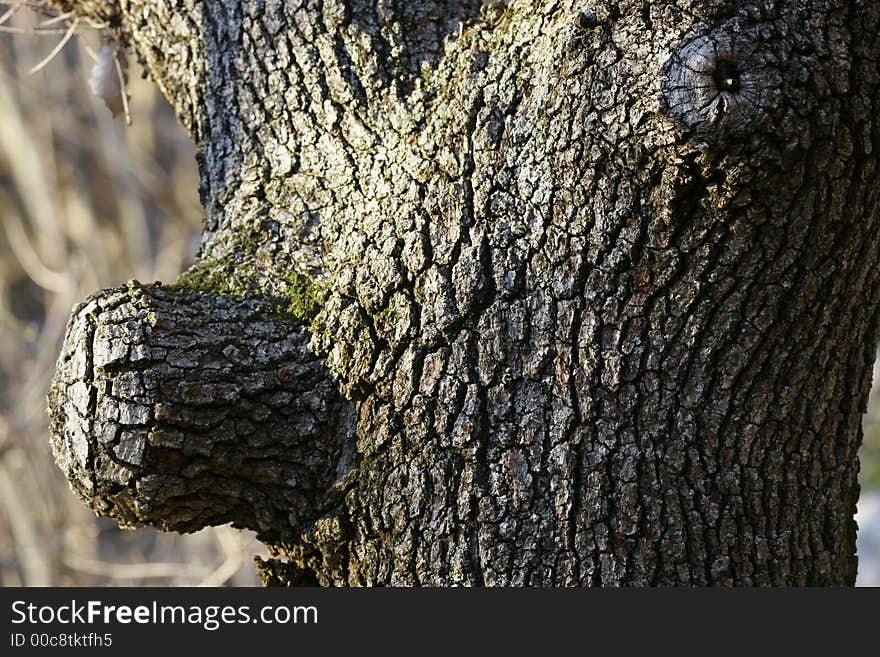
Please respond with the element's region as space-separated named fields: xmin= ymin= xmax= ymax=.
xmin=48 ymin=0 xmax=880 ymax=585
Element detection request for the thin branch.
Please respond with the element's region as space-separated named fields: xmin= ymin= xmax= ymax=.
xmin=2 ymin=208 xmax=69 ymax=292
xmin=34 ymin=8 xmax=73 ymax=27
xmin=0 ymin=458 xmax=53 ymax=585
xmin=0 ymin=3 xmax=23 ymax=27
xmin=28 ymin=15 xmax=78 ymax=74
xmin=198 ymin=527 xmax=246 ymax=587
xmin=62 ymin=553 xmax=193 ymax=581
xmin=113 ymin=45 xmax=131 ymax=125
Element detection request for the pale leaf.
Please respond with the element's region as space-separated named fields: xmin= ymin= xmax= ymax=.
xmin=89 ymin=43 xmax=128 ymax=119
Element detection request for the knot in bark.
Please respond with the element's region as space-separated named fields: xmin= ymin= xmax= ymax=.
xmin=663 ymin=27 xmax=781 ymax=141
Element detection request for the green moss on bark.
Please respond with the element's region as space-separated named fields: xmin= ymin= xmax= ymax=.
xmin=170 ymin=259 xmax=325 ymax=326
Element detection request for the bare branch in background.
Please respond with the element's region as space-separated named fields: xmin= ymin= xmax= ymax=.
xmin=0 ymin=2 xmax=266 ymax=586
xmin=27 ymin=15 xmax=77 ymax=74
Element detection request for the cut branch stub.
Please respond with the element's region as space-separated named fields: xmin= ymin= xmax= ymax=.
xmin=48 ymin=282 xmax=346 ymax=541
xmin=663 ymin=27 xmax=782 ymax=140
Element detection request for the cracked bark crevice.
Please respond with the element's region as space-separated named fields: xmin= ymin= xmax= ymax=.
xmin=46 ymin=1 xmax=880 ymax=585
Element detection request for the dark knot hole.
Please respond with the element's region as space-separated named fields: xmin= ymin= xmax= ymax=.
xmin=712 ymin=59 xmax=741 ymax=93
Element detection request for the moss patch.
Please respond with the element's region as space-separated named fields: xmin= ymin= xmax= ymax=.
xmin=170 ymin=257 xmax=326 ymax=326
xmin=279 ymin=270 xmax=323 ymax=323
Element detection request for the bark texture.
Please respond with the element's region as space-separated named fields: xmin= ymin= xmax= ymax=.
xmin=49 ymin=0 xmax=880 ymax=585
xmin=49 ymin=282 xmax=351 ymax=539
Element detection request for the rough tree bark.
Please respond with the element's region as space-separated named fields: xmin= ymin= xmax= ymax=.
xmin=46 ymin=0 xmax=879 ymax=585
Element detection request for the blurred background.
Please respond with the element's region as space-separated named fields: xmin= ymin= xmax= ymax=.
xmin=0 ymin=3 xmax=265 ymax=586
xmin=0 ymin=3 xmax=877 ymax=587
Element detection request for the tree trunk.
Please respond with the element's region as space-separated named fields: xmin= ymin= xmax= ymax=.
xmin=47 ymin=0 xmax=880 ymax=585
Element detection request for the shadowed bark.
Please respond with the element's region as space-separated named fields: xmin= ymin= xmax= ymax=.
xmin=47 ymin=0 xmax=880 ymax=585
